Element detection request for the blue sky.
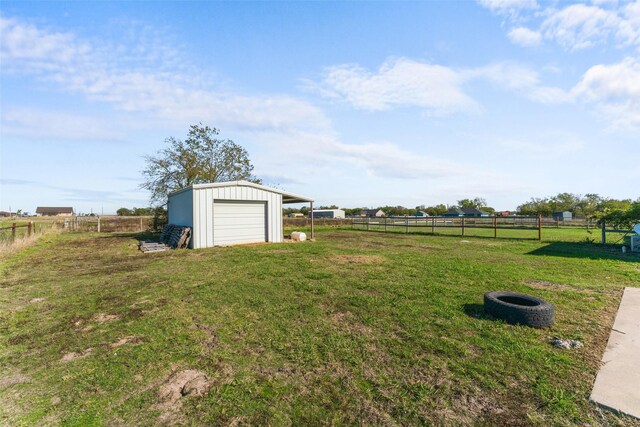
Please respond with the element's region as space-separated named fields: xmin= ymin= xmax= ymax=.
xmin=1 ymin=0 xmax=639 ymax=214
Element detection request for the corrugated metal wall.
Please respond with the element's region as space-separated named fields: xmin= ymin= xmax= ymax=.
xmin=167 ymin=189 xmax=193 ymax=228
xmin=192 ymin=185 xmax=283 ymax=248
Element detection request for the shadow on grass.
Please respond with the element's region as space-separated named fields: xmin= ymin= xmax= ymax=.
xmin=527 ymin=242 xmax=640 ymax=263
xmin=94 ymin=231 xmax=161 ymax=241
xmin=462 ymin=303 xmax=495 ymax=322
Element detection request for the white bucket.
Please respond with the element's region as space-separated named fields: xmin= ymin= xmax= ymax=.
xmin=291 ymin=231 xmax=307 ymax=242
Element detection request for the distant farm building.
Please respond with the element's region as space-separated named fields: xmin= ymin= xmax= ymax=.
xmin=552 ymin=211 xmax=573 ymax=221
xmin=361 ymin=209 xmax=385 ymax=218
xmin=36 ymin=207 xmax=74 ymax=217
xmin=0 ymin=211 xmax=11 ymax=217
xmin=444 ymin=207 xmax=490 ymax=217
xmin=415 ymin=211 xmax=429 ymax=217
xmin=168 ymin=180 xmax=313 ymax=248
xmin=312 ymin=209 xmax=345 ymax=219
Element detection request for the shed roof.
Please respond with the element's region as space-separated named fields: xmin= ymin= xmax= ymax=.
xmin=169 ymin=180 xmax=314 ymax=203
xmin=35 ymin=207 xmax=74 ymax=214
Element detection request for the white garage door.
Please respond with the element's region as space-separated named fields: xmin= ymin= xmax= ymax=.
xmin=213 ymin=201 xmax=267 ymax=245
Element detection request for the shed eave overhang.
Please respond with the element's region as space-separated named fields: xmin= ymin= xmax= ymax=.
xmin=168 ymin=180 xmax=313 ymax=203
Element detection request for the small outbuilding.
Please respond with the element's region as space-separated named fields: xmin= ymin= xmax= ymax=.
xmin=167 ymin=180 xmax=314 ymax=249
xmin=361 ymin=209 xmax=385 ymax=218
xmin=36 ymin=207 xmax=74 ymax=216
xmin=552 ymin=211 xmax=573 ymax=221
xmin=312 ymin=209 xmax=345 ymax=219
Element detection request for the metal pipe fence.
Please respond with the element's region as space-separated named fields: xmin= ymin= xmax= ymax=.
xmin=351 ymin=215 xmax=544 ymax=240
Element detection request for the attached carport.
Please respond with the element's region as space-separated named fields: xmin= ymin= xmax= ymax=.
xmin=167 ymin=180 xmax=314 ymax=249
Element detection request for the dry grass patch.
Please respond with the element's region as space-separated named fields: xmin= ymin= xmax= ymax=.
xmin=329 ymin=254 xmax=384 ymax=264
xmin=525 ymin=279 xmax=599 ymax=294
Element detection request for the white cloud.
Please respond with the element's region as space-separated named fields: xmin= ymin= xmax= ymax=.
xmin=0 ymin=16 xmax=329 ymax=134
xmin=316 ymin=58 xmax=478 ymax=114
xmin=541 ymin=4 xmax=622 ymax=51
xmin=313 ymin=58 xmax=568 ymax=112
xmin=571 ymin=57 xmax=640 ymax=128
xmin=507 ymin=27 xmax=542 ymax=46
xmin=481 ymin=0 xmax=640 ymax=51
xmin=477 ymin=0 xmax=538 ymax=16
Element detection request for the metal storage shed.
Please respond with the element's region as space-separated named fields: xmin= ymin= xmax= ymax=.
xmin=167 ymin=181 xmax=314 ymax=249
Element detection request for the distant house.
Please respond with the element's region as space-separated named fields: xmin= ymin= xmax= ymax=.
xmin=552 ymin=211 xmax=572 ymax=221
xmin=444 ymin=207 xmax=490 ymax=217
xmin=36 ymin=207 xmax=74 ymax=217
xmin=361 ymin=209 xmax=385 ymax=218
xmin=444 ymin=207 xmax=465 ymax=217
xmin=0 ymin=211 xmax=11 ymax=217
xmin=415 ymin=211 xmax=429 ymax=217
xmin=312 ymin=209 xmax=345 ymax=219
xmin=462 ymin=208 xmax=490 ymax=217
xmin=497 ymin=211 xmax=511 ymax=217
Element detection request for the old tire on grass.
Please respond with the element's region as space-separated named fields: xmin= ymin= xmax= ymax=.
xmin=484 ymin=291 xmax=554 ymax=328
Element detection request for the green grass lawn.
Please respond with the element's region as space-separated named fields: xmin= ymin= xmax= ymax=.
xmin=1 ymin=228 xmax=639 ymax=426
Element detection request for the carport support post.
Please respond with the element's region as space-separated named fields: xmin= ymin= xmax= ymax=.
xmin=310 ymin=202 xmax=314 ymax=240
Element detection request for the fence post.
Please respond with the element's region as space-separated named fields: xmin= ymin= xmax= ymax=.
xmin=384 ymin=217 xmax=387 ymax=232
xmin=432 ymin=217 xmax=435 ymax=234
xmin=405 ymin=217 xmax=408 ymax=233
xmin=366 ymin=218 xmax=369 ymax=231
xmin=461 ymin=218 xmax=465 ymax=236
xmin=538 ymin=214 xmax=542 ymax=241
xmin=11 ymin=223 xmax=16 ymax=241
xmin=27 ymin=221 xmax=32 ymax=237
xmin=140 ymin=217 xmax=143 ymax=231
xmin=494 ymin=216 xmax=497 ymax=238
xmin=97 ymin=216 xmax=101 ymax=233
xmin=601 ymin=220 xmax=606 ymax=244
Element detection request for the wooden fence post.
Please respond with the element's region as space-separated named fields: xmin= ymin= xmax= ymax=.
xmin=601 ymin=220 xmax=606 ymax=244
xmin=27 ymin=221 xmax=32 ymax=237
xmin=405 ymin=217 xmax=408 ymax=233
xmin=494 ymin=216 xmax=497 ymax=238
xmin=461 ymin=218 xmax=465 ymax=236
xmin=432 ymin=217 xmax=435 ymax=234
xmin=140 ymin=217 xmax=143 ymax=231
xmin=384 ymin=217 xmax=387 ymax=232
xmin=97 ymin=216 xmax=101 ymax=233
xmin=537 ymin=214 xmax=542 ymax=241
xmin=11 ymin=223 xmax=16 ymax=241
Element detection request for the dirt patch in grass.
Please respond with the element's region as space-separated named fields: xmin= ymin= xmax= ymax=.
xmin=60 ymin=348 xmax=93 ymax=363
xmin=329 ymin=255 xmax=384 ymax=264
xmin=525 ymin=279 xmax=598 ymax=294
xmin=110 ymin=335 xmax=143 ymax=349
xmin=0 ymin=374 xmax=31 ymax=390
xmin=29 ymin=297 xmax=45 ymax=303
xmin=154 ymin=369 xmax=212 ymax=424
xmin=94 ymin=313 xmax=119 ymax=323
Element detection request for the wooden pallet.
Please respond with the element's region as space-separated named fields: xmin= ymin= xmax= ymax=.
xmin=139 ymin=241 xmax=170 ymax=252
xmin=140 ymin=224 xmax=192 ymax=253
